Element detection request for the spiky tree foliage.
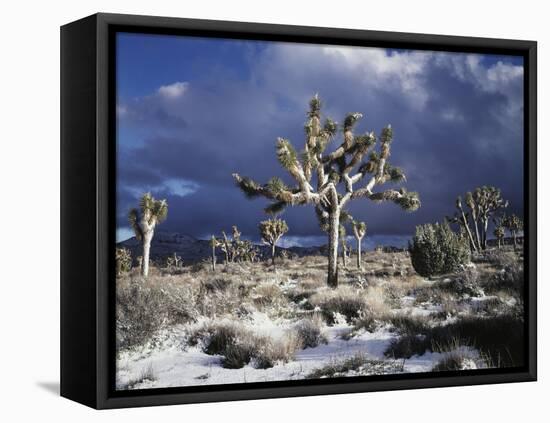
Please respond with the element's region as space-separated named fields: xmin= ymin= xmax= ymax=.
xmin=128 ymin=193 xmax=168 ymax=277
xmin=409 ymin=222 xmax=470 ymax=278
xmin=115 ymin=247 xmax=132 ymax=276
xmin=352 ymin=221 xmax=367 ymax=269
xmin=504 ymin=214 xmax=523 ymax=249
xmin=493 ymin=225 xmax=505 ymax=249
xmin=219 ymin=226 xmax=257 ymax=264
xmin=233 ymin=95 xmax=420 ymax=287
xmin=454 ymin=187 xmax=508 ymax=251
xmin=259 ymin=218 xmax=289 ymax=265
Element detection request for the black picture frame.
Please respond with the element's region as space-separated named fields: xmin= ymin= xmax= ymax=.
xmin=60 ymin=12 xmax=537 ymax=409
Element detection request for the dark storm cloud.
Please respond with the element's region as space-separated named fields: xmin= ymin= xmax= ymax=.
xmin=116 ymin=42 xmax=524 ymax=244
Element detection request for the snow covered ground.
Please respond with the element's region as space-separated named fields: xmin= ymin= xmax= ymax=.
xmin=115 ymin=251 xmax=522 ymax=390
xmin=116 ymin=310 xmax=481 ymax=390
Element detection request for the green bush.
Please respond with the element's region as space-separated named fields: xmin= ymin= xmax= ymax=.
xmin=409 ymin=222 xmax=470 ymax=277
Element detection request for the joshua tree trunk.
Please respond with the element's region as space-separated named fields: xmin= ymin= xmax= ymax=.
xmin=327 ymin=210 xmax=340 ymax=288
xmin=341 ymin=238 xmax=349 ymax=268
xmin=482 ymin=218 xmax=489 ymax=250
xmin=271 ymin=244 xmax=276 ymax=266
xmin=498 ymin=239 xmax=501 ymax=249
xmin=142 ymin=231 xmax=153 ymax=277
xmin=462 ymin=213 xmax=477 ymax=252
xmin=211 ymin=244 xmax=216 ymax=272
xmin=512 ymin=231 xmax=517 ymax=249
xmin=356 ymin=239 xmax=362 ymax=269
xmin=472 ymin=218 xmax=482 ymax=251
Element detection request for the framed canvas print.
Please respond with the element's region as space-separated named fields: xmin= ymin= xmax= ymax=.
xmin=60 ymin=13 xmax=537 ymax=409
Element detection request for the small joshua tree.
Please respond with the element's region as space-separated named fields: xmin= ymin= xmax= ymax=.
xmin=339 ymin=224 xmax=349 ymax=268
xmin=128 ymin=193 xmax=168 ymax=277
xmin=219 ymin=226 xmax=257 ymax=263
xmin=453 ymin=187 xmax=507 ymax=251
xmin=352 ymin=221 xmax=367 ymax=269
xmin=259 ymin=218 xmax=289 ymax=265
xmin=210 ymin=235 xmax=220 ymax=271
xmin=504 ymin=214 xmax=523 ymax=249
xmin=493 ymin=225 xmax=505 ymax=249
xmin=220 ymin=226 xmax=241 ymax=264
xmin=234 ymin=95 xmax=420 ymax=287
xmin=115 ymin=247 xmax=132 ymax=276
xmin=166 ymin=252 xmax=182 ymax=269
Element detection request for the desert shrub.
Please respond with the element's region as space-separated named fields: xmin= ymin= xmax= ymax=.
xmin=385 ymin=334 xmax=431 ymax=359
xmin=385 ymin=314 xmax=524 ymax=366
xmin=474 ymin=249 xmax=516 ymax=268
xmin=310 ymin=286 xmax=367 ymax=324
xmin=432 ymin=353 xmax=478 ymax=372
xmin=252 ymin=283 xmax=284 ymax=306
xmin=202 ymin=277 xmax=233 ymax=292
xmin=116 ymin=276 xmax=199 ymax=350
xmin=294 ymin=317 xmax=327 ymax=348
xmin=450 ymin=266 xmax=484 ymax=297
xmin=189 ymin=321 xmax=298 ymax=369
xmin=222 ymin=338 xmax=258 ymax=369
xmin=351 ymin=287 xmax=392 ymax=333
xmin=121 ymin=362 xmax=157 ymax=390
xmin=115 ymin=247 xmax=132 ymax=276
xmin=388 ymin=313 xmax=432 ymax=335
xmin=253 ymin=332 xmax=300 ymax=369
xmin=409 ymin=222 xmax=470 ymax=277
xmin=483 ymin=261 xmax=524 ymax=298
xmin=307 ymin=353 xmax=403 ymax=378
xmin=116 ymin=280 xmax=172 ymax=350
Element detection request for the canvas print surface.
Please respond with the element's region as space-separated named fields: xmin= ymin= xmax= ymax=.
xmin=115 ymin=32 xmax=525 ymax=390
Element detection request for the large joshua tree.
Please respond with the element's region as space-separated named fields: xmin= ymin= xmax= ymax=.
xmin=352 ymin=221 xmax=367 ymax=269
xmin=259 ymin=218 xmax=289 ymax=265
xmin=233 ymin=95 xmax=420 ymax=287
xmin=128 ymin=193 xmax=168 ymax=277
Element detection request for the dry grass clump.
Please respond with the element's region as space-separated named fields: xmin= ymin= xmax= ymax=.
xmin=116 ymin=276 xmax=199 ymax=350
xmin=294 ymin=316 xmax=327 ymax=348
xmin=187 ymin=320 xmax=300 ymax=369
xmin=385 ymin=314 xmax=524 ymax=367
xmin=310 ymin=286 xmax=367 ymax=324
xmin=307 ymin=352 xmax=403 ymax=379
xmin=120 ymin=362 xmax=157 ymax=390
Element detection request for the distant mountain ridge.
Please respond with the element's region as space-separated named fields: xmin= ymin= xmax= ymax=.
xmin=117 ymin=231 xmax=326 ymax=264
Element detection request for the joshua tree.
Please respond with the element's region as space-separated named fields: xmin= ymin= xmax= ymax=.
xmin=233 ymin=95 xmax=420 ymax=287
xmin=259 ymin=218 xmax=289 ymax=265
xmin=115 ymin=247 xmax=132 ymax=276
xmin=504 ymin=214 xmax=523 ymax=249
xmin=219 ymin=226 xmax=257 ymax=263
xmin=453 ymin=186 xmax=507 ymax=251
xmin=128 ymin=193 xmax=168 ymax=277
xmin=493 ymin=225 xmax=505 ymax=249
xmin=352 ymin=221 xmax=367 ymax=269
xmin=210 ymin=235 xmax=220 ymax=271
xmin=220 ymin=226 xmax=241 ymax=264
xmin=166 ymin=252 xmax=182 ymax=269
xmin=474 ymin=186 xmax=508 ymax=249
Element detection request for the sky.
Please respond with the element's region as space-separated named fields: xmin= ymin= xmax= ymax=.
xmin=116 ymin=32 xmax=524 ymax=247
